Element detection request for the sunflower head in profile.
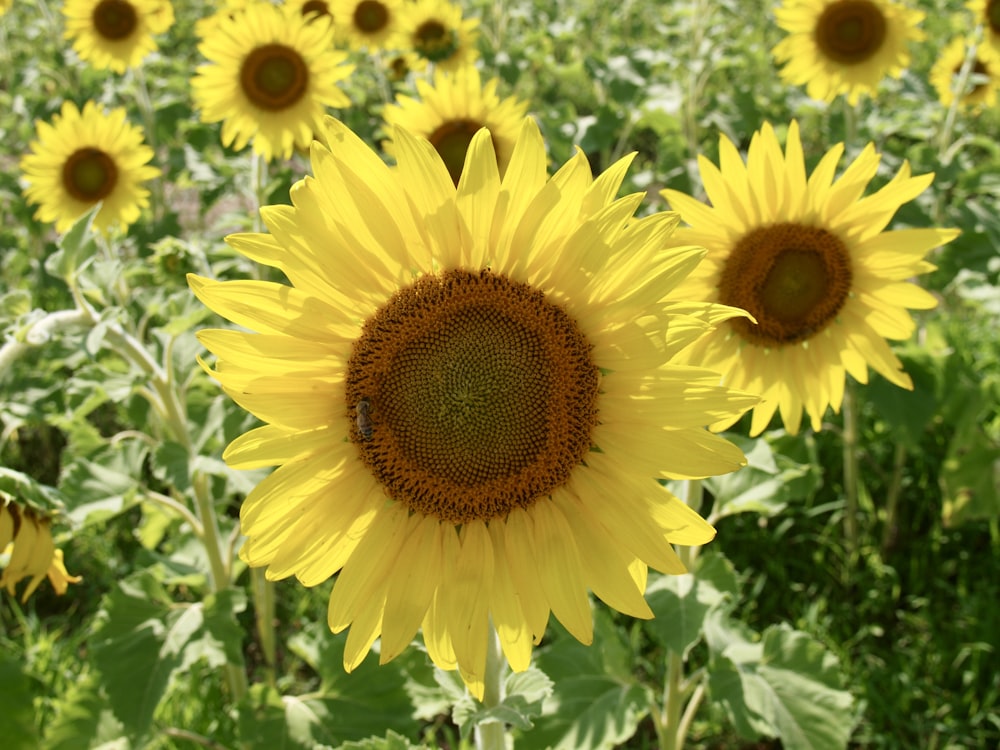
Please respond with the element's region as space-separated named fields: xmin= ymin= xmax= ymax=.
xmin=772 ymin=0 xmax=925 ymax=104
xmin=191 ymin=2 xmax=353 ymax=162
xmin=332 ymin=0 xmax=399 ymax=50
xmin=20 ymin=100 xmax=160 ymax=234
xmin=661 ymin=121 xmax=960 ymax=437
xmin=398 ymin=0 xmax=480 ymax=72
xmin=190 ymin=116 xmax=756 ymax=697
xmin=967 ymin=0 xmax=1000 ymax=58
xmin=62 ymin=0 xmax=174 ymax=74
xmin=931 ymin=37 xmax=1000 ymax=109
xmin=1 ymin=500 xmax=82 ymax=603
xmin=381 ymin=66 xmax=529 ymax=185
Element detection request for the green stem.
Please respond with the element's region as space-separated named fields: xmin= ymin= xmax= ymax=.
xmin=474 ymin=626 xmax=508 ymax=750
xmin=879 ymin=442 xmax=907 ymax=556
xmin=681 ymin=0 xmax=707 ymax=173
xmin=841 ymin=97 xmax=858 ymax=151
xmin=842 ymin=383 xmax=860 ymax=556
xmin=661 ymin=649 xmax=685 ymax=750
xmin=936 ymin=32 xmax=982 ymax=164
xmin=251 ymin=567 xmax=278 ymax=686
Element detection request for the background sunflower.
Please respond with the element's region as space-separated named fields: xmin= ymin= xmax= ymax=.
xmin=62 ymin=0 xmax=175 ymax=73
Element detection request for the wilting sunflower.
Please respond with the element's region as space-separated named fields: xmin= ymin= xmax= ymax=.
xmin=1 ymin=501 xmax=82 ymax=603
xmin=63 ymin=0 xmax=174 ymax=74
xmin=397 ymin=0 xmax=480 ymax=72
xmin=192 ymin=2 xmax=353 ymax=162
xmin=661 ymin=121 xmax=959 ymax=436
xmin=382 ymin=66 xmax=529 ymax=184
xmin=930 ymin=37 xmax=1000 ymax=109
xmin=332 ymin=0 xmax=399 ymax=50
xmin=190 ymin=116 xmax=756 ymax=696
xmin=20 ymin=100 xmax=160 ymax=234
xmin=968 ymin=0 xmax=1000 ymax=58
xmin=772 ymin=0 xmax=925 ymax=104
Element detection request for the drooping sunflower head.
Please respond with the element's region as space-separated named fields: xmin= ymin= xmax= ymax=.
xmin=19 ymin=100 xmax=160 ymax=234
xmin=397 ymin=0 xmax=480 ymax=72
xmin=930 ymin=37 xmax=1000 ymax=109
xmin=332 ymin=0 xmax=399 ymax=50
xmin=772 ymin=0 xmax=925 ymax=104
xmin=62 ymin=0 xmax=174 ymax=74
xmin=661 ymin=121 xmax=959 ymax=436
xmin=191 ymin=1 xmax=353 ymax=162
xmin=190 ymin=116 xmax=756 ymax=696
xmin=381 ymin=66 xmax=530 ymax=185
xmin=967 ymin=0 xmax=1000 ymax=58
xmin=1 ymin=500 xmax=82 ymax=603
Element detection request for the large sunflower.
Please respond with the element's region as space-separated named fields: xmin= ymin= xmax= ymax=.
xmin=190 ymin=116 xmax=755 ymax=696
xmin=381 ymin=66 xmax=529 ymax=184
xmin=397 ymin=0 xmax=480 ymax=73
xmin=20 ymin=100 xmax=160 ymax=234
xmin=1 ymin=501 xmax=82 ymax=603
xmin=772 ymin=0 xmax=924 ymax=104
xmin=660 ymin=121 xmax=959 ymax=436
xmin=192 ymin=2 xmax=353 ymax=162
xmin=62 ymin=0 xmax=174 ymax=74
xmin=967 ymin=0 xmax=1000 ymax=59
xmin=930 ymin=37 xmax=1000 ymax=109
xmin=332 ymin=0 xmax=400 ymax=51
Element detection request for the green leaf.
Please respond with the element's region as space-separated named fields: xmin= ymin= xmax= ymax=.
xmin=0 ymin=652 xmax=40 ymax=749
xmin=0 ymin=466 xmax=66 ymax=517
xmin=42 ymin=673 xmax=128 ymax=750
xmin=452 ymin=667 xmax=552 ymax=738
xmin=941 ymin=438 xmax=1000 ymax=527
xmin=44 ymin=204 xmax=100 ymax=281
xmin=865 ymin=350 xmax=941 ymax=446
xmin=152 ymin=440 xmax=192 ymax=493
xmin=60 ymin=441 xmax=148 ymax=527
xmin=334 ymin=730 xmax=427 ymax=750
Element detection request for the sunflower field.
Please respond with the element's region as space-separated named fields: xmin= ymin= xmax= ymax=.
xmin=2 ymin=0 xmax=999 ymax=748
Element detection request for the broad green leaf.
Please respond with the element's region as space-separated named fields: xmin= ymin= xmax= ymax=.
xmin=152 ymin=440 xmax=192 ymax=493
xmin=0 ymin=653 xmax=40 ymax=749
xmin=42 ymin=672 xmax=128 ymax=750
xmin=941 ymin=439 xmax=1000 ymax=526
xmin=452 ymin=667 xmax=553 ymax=738
xmin=45 ymin=204 xmax=100 ymax=281
xmin=236 ymin=684 xmax=316 ymax=750
xmin=0 ymin=466 xmax=66 ymax=517
xmin=334 ymin=730 xmax=427 ymax=749
xmin=60 ymin=442 xmax=149 ymax=527
xmin=865 ymin=350 xmax=941 ymax=446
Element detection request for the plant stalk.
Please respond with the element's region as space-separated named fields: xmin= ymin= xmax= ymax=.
xmin=842 ymin=383 xmax=860 ymax=556
xmin=474 ymin=626 xmax=508 ymax=750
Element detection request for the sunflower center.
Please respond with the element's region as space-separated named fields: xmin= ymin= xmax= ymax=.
xmin=719 ymin=223 xmax=852 ymax=347
xmin=92 ymin=0 xmax=138 ymax=41
xmin=814 ymin=0 xmax=887 ymax=64
xmin=240 ymin=44 xmax=310 ymax=111
xmin=428 ymin=119 xmax=491 ymax=185
xmin=62 ymin=147 xmax=118 ymax=202
xmin=988 ymin=0 xmax=1000 ymax=34
xmin=300 ymin=0 xmax=330 ymax=20
xmin=956 ymin=59 xmax=989 ymax=98
xmin=354 ymin=0 xmax=389 ymax=33
xmin=414 ymin=20 xmax=459 ymax=62
xmin=345 ymin=269 xmax=599 ymax=525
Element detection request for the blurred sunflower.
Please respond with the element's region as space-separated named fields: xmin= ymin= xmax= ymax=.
xmin=661 ymin=121 xmax=959 ymax=436
xmin=194 ymin=0 xmax=254 ymax=40
xmin=332 ymin=0 xmax=399 ymax=50
xmin=20 ymin=100 xmax=160 ymax=234
xmin=286 ymin=0 xmax=335 ymax=25
xmin=381 ymin=66 xmax=529 ymax=184
xmin=772 ymin=0 xmax=924 ymax=104
xmin=192 ymin=2 xmax=353 ymax=162
xmin=967 ymin=0 xmax=1000 ymax=58
xmin=190 ymin=116 xmax=755 ymax=696
xmin=930 ymin=37 xmax=1000 ymax=109
xmin=1 ymin=501 xmax=82 ymax=603
xmin=397 ymin=0 xmax=480 ymax=72
xmin=62 ymin=0 xmax=174 ymax=74
xmin=0 ymin=0 xmax=11 ymax=16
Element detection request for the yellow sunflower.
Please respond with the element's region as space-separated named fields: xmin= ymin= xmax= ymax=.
xmin=192 ymin=2 xmax=353 ymax=162
xmin=381 ymin=66 xmax=529 ymax=184
xmin=397 ymin=0 xmax=480 ymax=73
xmin=1 ymin=0 xmax=12 ymax=16
xmin=1 ymin=502 xmax=82 ymax=603
xmin=772 ymin=0 xmax=925 ymax=105
xmin=967 ymin=0 xmax=1000 ymax=58
xmin=285 ymin=0 xmax=335 ymax=25
xmin=62 ymin=0 xmax=175 ymax=74
xmin=20 ymin=100 xmax=160 ymax=234
xmin=190 ymin=116 xmax=756 ymax=697
xmin=332 ymin=0 xmax=400 ymax=50
xmin=661 ymin=121 xmax=959 ymax=437
xmin=930 ymin=37 xmax=1000 ymax=109
xmin=194 ymin=0 xmax=255 ymax=40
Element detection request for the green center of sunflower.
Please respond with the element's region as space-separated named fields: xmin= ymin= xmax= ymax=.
xmin=414 ymin=20 xmax=459 ymax=62
xmin=92 ymin=0 xmax=138 ymax=41
xmin=345 ymin=269 xmax=599 ymax=525
xmin=240 ymin=44 xmax=310 ymax=111
xmin=814 ymin=0 xmax=887 ymax=65
xmin=428 ymin=119 xmax=492 ymax=185
xmin=718 ymin=223 xmax=852 ymax=347
xmin=62 ymin=147 xmax=118 ymax=202
xmin=354 ymin=0 xmax=389 ymax=33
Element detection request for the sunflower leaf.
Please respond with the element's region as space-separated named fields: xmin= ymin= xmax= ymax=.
xmin=0 ymin=652 xmax=40 ymax=748
xmin=42 ymin=672 xmax=128 ymax=750
xmin=452 ymin=668 xmax=553 ymax=738
xmin=45 ymin=204 xmax=100 ymax=281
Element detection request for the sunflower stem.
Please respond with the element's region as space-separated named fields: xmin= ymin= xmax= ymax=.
xmin=841 ymin=97 xmax=858 ymax=154
xmin=250 ymin=567 xmax=278 ymax=686
xmin=474 ymin=626 xmax=508 ymax=750
xmin=936 ymin=31 xmax=982 ymax=166
xmin=841 ymin=382 xmax=861 ymax=556
xmin=879 ymin=441 xmax=908 ymax=556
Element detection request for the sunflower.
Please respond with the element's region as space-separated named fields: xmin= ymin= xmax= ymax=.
xmin=62 ymin=0 xmax=175 ymax=74
xmin=190 ymin=116 xmax=756 ymax=696
xmin=381 ymin=66 xmax=529 ymax=185
xmin=968 ymin=0 xmax=1000 ymax=58
xmin=1 ymin=0 xmax=12 ymax=16
xmin=930 ymin=37 xmax=1000 ymax=109
xmin=772 ymin=0 xmax=925 ymax=105
xmin=20 ymin=100 xmax=160 ymax=234
xmin=286 ymin=0 xmax=335 ymax=25
xmin=194 ymin=0 xmax=254 ymax=40
xmin=332 ymin=0 xmax=399 ymax=50
xmin=192 ymin=2 xmax=353 ymax=162
xmin=1 ymin=502 xmax=82 ymax=603
xmin=397 ymin=0 xmax=480 ymax=73
xmin=660 ymin=121 xmax=959 ymax=437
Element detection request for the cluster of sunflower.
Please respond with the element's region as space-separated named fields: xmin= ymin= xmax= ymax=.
xmin=6 ymin=0 xmax=969 ymax=697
